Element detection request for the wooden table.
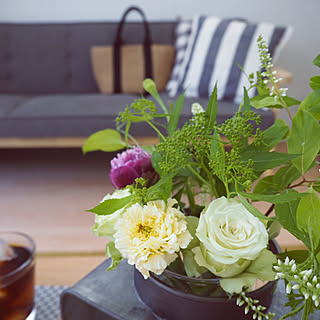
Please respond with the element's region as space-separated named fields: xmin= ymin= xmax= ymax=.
xmin=35 ymin=232 xmax=305 ymax=287
xmin=35 ymin=253 xmax=106 ymax=286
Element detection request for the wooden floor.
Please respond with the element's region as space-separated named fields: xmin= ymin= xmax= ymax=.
xmin=0 ymin=144 xmax=312 ymax=285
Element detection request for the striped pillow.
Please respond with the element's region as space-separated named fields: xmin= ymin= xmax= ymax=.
xmin=167 ymin=15 xmax=293 ymax=103
xmin=165 ymin=20 xmax=192 ymax=94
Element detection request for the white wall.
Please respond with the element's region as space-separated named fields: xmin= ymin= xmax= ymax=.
xmin=1 ymin=0 xmax=319 ymax=103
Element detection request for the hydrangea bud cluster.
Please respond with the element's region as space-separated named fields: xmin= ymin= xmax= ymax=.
xmin=257 ymin=36 xmax=288 ymax=100
xmin=274 ymin=257 xmax=320 ymax=308
xmin=236 ymin=291 xmax=275 ymax=320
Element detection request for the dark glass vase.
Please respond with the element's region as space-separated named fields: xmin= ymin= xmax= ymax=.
xmin=134 ymin=240 xmax=280 ymax=320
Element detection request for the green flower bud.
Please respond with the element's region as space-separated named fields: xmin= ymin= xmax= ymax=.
xmin=143 ymin=79 xmax=158 ymax=95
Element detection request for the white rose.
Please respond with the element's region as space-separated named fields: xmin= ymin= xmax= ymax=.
xmin=92 ymin=189 xmax=131 ymax=239
xmin=192 ymin=196 xmax=268 ymax=278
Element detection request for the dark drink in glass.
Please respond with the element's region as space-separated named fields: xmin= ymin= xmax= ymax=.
xmin=0 ymin=232 xmax=36 ymax=320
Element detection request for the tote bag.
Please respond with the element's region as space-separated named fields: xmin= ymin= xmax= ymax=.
xmin=91 ymin=6 xmax=175 ymax=93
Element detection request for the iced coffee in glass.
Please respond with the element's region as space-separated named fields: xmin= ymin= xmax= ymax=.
xmin=0 ymin=232 xmax=36 ymax=320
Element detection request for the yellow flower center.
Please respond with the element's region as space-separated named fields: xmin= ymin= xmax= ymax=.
xmin=137 ymin=223 xmax=153 ymax=239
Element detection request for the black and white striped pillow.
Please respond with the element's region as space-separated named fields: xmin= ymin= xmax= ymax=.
xmin=165 ymin=20 xmax=192 ymax=94
xmin=167 ymin=15 xmax=292 ymax=103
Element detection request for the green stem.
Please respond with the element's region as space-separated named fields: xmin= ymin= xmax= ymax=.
xmin=126 ymin=133 xmax=139 ymax=147
xmin=124 ymin=122 xmax=131 ymax=146
xmin=187 ymin=165 xmax=208 ymax=186
xmin=153 ymin=93 xmax=170 ymax=123
xmin=278 ymin=304 xmax=304 ymax=320
xmin=146 ymin=120 xmax=166 ymax=141
xmin=185 ymin=179 xmax=196 ymax=213
xmin=302 ymin=299 xmax=311 ymax=320
xmin=201 ymin=160 xmax=218 ymax=198
xmin=224 ymin=181 xmax=230 ymax=198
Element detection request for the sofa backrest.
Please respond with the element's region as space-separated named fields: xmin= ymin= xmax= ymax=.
xmin=0 ymin=22 xmax=176 ymax=94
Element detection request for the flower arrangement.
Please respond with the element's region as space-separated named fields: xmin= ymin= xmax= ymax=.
xmin=83 ymin=36 xmax=320 ymax=320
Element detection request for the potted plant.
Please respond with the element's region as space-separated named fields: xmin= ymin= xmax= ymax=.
xmin=83 ymin=36 xmax=320 ymax=320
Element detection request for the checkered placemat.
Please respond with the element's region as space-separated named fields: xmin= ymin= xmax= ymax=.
xmin=35 ymin=285 xmax=68 ymax=320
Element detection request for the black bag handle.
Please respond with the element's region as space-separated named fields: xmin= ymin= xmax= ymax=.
xmin=113 ymin=6 xmax=153 ymax=93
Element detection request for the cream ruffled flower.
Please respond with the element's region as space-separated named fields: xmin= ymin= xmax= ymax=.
xmin=114 ymin=199 xmax=192 ymax=279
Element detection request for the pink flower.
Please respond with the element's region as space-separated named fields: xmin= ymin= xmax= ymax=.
xmin=110 ymin=147 xmax=158 ymax=189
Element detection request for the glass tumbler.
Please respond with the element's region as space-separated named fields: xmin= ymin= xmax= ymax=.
xmin=0 ymin=231 xmax=36 ymax=320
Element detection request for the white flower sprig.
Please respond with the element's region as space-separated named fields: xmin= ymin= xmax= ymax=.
xmin=257 ymin=35 xmax=288 ymax=100
xmin=257 ymin=35 xmax=293 ymax=121
xmin=236 ymin=290 xmax=275 ymax=320
xmin=274 ymin=257 xmax=320 ymax=316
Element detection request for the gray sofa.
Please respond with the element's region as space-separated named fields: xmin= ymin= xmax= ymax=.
xmin=0 ymin=22 xmax=275 ymax=142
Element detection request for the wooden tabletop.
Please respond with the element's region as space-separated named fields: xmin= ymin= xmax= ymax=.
xmin=35 ymin=254 xmax=106 ymax=286
xmin=35 ymin=232 xmax=306 ymax=287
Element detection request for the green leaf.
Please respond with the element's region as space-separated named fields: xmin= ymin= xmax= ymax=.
xmin=182 ymin=250 xmax=206 ymax=278
xmin=268 ymin=220 xmax=282 ymax=239
xmin=296 ymin=188 xmax=320 ymax=250
xmin=278 ymin=250 xmax=309 ymax=264
xmin=237 ymin=193 xmax=274 ymax=221
xmin=206 ymin=82 xmax=218 ymax=129
xmin=254 ymin=163 xmax=301 ymax=195
xmin=168 ymin=91 xmax=185 ymax=136
xmin=239 ymin=191 xmax=309 ymax=204
xmin=243 ymin=87 xmax=251 ymax=113
xmin=185 ymin=216 xmax=200 ymax=250
xmin=287 ymin=109 xmax=320 ymax=174
xmin=282 ymin=96 xmax=301 ymax=107
xmin=245 ymin=249 xmax=277 ymax=281
xmin=250 ymin=95 xmax=300 ymax=109
xmin=254 ymin=175 xmax=278 ymax=194
xmin=82 ymin=129 xmax=125 ymax=154
xmin=86 ymin=195 xmax=132 ymax=215
xmin=210 ymin=131 xmax=226 ymax=184
xmin=300 ymin=90 xmax=320 ymax=120
xmin=259 ymin=118 xmax=290 ymax=150
xmin=151 ymin=150 xmax=164 ymax=176
xmin=311 ymin=181 xmax=320 ymax=193
xmin=210 ymin=130 xmax=224 ymax=155
xmin=240 ymin=151 xmax=299 ymax=172
xmin=275 ymin=190 xmax=310 ymax=248
xmin=310 ymin=76 xmax=320 ymax=91
xmin=273 ymin=163 xmax=301 ymax=189
xmin=106 ymin=241 xmax=123 ymax=271
xmin=313 ymin=54 xmax=320 ymax=68
xmin=220 ymin=273 xmax=257 ymax=294
xmin=147 ymin=172 xmax=175 ymax=201
xmin=149 ymin=172 xmax=175 ymax=190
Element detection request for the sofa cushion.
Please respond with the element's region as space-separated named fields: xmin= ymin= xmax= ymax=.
xmin=0 ymin=94 xmax=274 ymax=138
xmin=0 ymin=95 xmax=31 ymax=116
